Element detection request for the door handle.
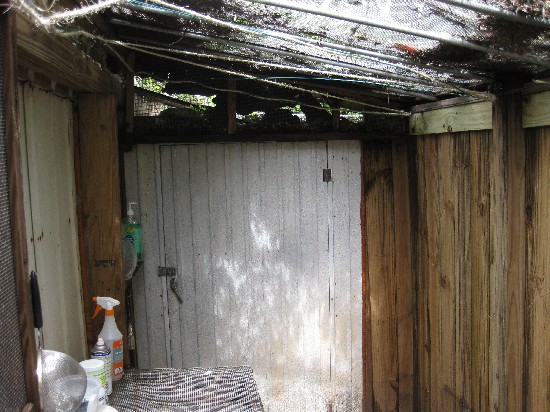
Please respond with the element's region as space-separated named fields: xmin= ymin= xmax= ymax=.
xmin=169 ymin=277 xmax=183 ymax=303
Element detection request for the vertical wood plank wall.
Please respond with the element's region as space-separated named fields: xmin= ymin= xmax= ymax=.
xmin=414 ymin=130 xmax=491 ymax=411
xmin=392 ymin=94 xmax=549 ymax=411
xmin=123 ymin=96 xmax=550 ymax=410
xmin=525 ymin=125 xmax=550 ymax=412
xmin=362 ymin=140 xmax=414 ymax=412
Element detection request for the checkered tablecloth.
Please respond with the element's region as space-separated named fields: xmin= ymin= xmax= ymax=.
xmin=109 ymin=366 xmax=264 ymax=411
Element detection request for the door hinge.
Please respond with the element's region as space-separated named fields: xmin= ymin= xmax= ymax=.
xmin=323 ymin=168 xmax=332 ymax=182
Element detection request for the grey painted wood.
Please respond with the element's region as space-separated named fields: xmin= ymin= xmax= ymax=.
xmin=132 ymin=145 xmax=169 ymax=368
xmin=159 ymin=145 xmax=177 ymax=367
xmin=190 ymin=144 xmax=217 ymax=367
xmin=129 ymin=141 xmax=362 ymax=410
xmin=330 ymin=142 xmax=352 ymax=410
xmin=170 ymin=145 xmax=200 ymax=367
xmin=123 ymin=147 xmax=151 ymax=369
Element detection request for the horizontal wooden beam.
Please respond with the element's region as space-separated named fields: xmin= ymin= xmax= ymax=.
xmin=16 ymin=14 xmax=123 ymax=98
xmin=125 ymin=131 xmax=406 ymax=145
xmin=410 ymin=95 xmax=494 ymax=114
xmin=522 ymin=90 xmax=550 ymax=129
xmin=520 ymin=78 xmax=550 ymax=96
xmin=409 ymin=100 xmax=493 ymax=135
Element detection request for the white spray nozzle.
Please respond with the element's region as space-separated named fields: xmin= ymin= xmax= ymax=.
xmin=95 ymin=296 xmax=120 ymax=310
xmin=127 ymin=202 xmax=137 ymax=217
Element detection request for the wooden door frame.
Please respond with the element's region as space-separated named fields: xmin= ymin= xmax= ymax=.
xmin=2 ymin=7 xmax=40 ymax=409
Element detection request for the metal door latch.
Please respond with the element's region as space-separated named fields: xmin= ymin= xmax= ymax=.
xmin=158 ymin=266 xmax=182 ymax=303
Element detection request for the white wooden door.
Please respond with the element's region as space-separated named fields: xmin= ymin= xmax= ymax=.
xmin=18 ymin=84 xmax=86 ymax=361
xmin=125 ymin=141 xmax=362 ymax=411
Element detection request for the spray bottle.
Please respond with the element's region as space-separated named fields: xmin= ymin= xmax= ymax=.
xmin=93 ymin=297 xmax=124 ymax=381
xmin=122 ymin=202 xmax=143 ymax=261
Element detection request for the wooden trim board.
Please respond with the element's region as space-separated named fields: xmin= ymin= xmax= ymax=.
xmin=522 ymin=90 xmax=550 ymax=129
xmin=16 ymin=14 xmax=123 ymax=98
xmin=409 ymin=100 xmax=493 ymax=135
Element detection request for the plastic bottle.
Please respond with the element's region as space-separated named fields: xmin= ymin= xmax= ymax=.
xmin=93 ymin=297 xmax=124 ymax=381
xmin=91 ymin=337 xmax=113 ymax=395
xmin=122 ymin=202 xmax=143 ymax=261
xmin=79 ymin=358 xmax=107 ymax=393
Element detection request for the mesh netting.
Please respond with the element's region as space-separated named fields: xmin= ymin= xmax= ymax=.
xmin=15 ymin=0 xmax=550 ymax=96
xmin=109 ymin=367 xmax=264 ymax=411
xmin=12 ymin=0 xmax=550 ymax=137
xmin=0 ymin=15 xmax=29 ymax=410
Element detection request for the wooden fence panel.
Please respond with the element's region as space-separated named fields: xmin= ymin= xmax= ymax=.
xmin=525 ymin=126 xmax=550 ymax=411
xmin=414 ymin=131 xmax=494 ymax=412
xmin=409 ymin=96 xmax=550 ymax=412
xmin=362 ymin=96 xmax=549 ymax=411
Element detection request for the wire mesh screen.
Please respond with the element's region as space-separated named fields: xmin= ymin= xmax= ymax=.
xmin=133 ymin=77 xmax=408 ymax=137
xmin=0 ymin=16 xmax=29 ymax=410
xmin=109 ymin=367 xmax=264 ymax=411
xmin=134 ymin=89 xmax=227 ymax=135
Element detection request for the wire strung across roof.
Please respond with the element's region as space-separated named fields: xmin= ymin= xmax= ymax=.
xmin=13 ymin=0 xmax=550 ymax=108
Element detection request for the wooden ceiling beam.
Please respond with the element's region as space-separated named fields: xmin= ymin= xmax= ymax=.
xmin=16 ymin=14 xmax=123 ymax=98
xmin=57 ymin=0 xmax=116 ymax=38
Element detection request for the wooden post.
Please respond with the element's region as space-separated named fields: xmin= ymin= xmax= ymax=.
xmin=488 ymin=93 xmax=528 ymax=411
xmin=470 ymin=130 xmax=490 ymax=412
xmin=392 ymin=139 xmax=414 ymax=411
xmin=227 ymin=79 xmax=236 ymax=135
xmin=125 ymin=53 xmax=135 ymax=135
xmin=361 ymin=142 xmax=374 ymax=412
xmin=489 ymin=97 xmax=509 ymax=412
xmin=331 ymin=99 xmax=340 ymax=131
xmin=363 ymin=141 xmax=398 ymax=411
xmin=77 ymin=94 xmax=127 ymax=362
xmin=74 ymin=106 xmax=95 ymax=353
xmin=3 ymin=7 xmax=40 ymax=408
xmin=499 ymin=93 xmax=525 ymax=412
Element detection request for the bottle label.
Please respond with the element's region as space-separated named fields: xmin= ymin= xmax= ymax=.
xmin=91 ymin=350 xmax=112 ymax=395
xmin=123 ymin=226 xmax=143 ymax=257
xmin=85 ymin=366 xmax=106 ymax=391
xmin=112 ymin=339 xmax=124 ymax=379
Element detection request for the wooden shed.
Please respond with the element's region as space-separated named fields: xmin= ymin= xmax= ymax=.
xmin=1 ymin=0 xmax=550 ymax=411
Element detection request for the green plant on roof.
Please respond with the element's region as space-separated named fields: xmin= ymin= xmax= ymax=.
xmin=173 ymin=94 xmax=216 ymax=111
xmin=281 ymin=104 xmax=301 ymax=113
xmin=135 ymin=76 xmax=166 ymax=93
